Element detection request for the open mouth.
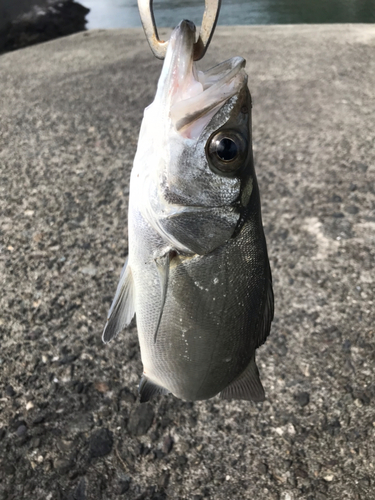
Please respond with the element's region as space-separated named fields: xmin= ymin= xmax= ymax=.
xmin=155 ymin=21 xmax=247 ymax=139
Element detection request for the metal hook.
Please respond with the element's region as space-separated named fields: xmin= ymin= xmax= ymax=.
xmin=137 ymin=0 xmax=221 ymax=61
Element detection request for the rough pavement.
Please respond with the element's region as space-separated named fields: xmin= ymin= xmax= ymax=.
xmin=0 ymin=25 xmax=374 ymax=500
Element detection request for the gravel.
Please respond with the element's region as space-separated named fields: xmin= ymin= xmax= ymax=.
xmin=0 ymin=25 xmax=374 ymax=499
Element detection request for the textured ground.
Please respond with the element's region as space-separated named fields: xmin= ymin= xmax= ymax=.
xmin=0 ymin=25 xmax=374 ymax=500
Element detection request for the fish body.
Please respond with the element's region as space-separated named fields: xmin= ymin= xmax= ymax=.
xmin=103 ymin=20 xmax=273 ymax=402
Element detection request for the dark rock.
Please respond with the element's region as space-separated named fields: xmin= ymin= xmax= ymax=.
xmin=176 ymin=455 xmax=188 ymax=467
xmin=120 ymin=387 xmax=136 ymax=403
xmin=127 ymin=404 xmax=154 ymax=436
xmin=3 ymin=464 xmax=15 ymax=475
xmin=153 ymin=493 xmax=167 ymax=500
xmin=16 ymin=424 xmax=27 ymax=437
xmin=149 ymin=431 xmax=159 ymax=442
xmin=345 ymin=205 xmax=359 ymax=215
xmin=324 ymin=419 xmax=341 ymax=436
xmin=69 ymin=478 xmax=86 ymax=500
xmin=257 ymin=462 xmax=268 ymax=474
xmin=54 ymin=458 xmax=73 ymax=474
xmin=356 ymin=162 xmax=368 ymax=172
xmin=89 ymin=428 xmax=113 ymax=458
xmin=30 ymin=437 xmax=41 ymax=449
xmin=359 ymin=476 xmax=371 ymax=487
xmin=5 ymin=385 xmax=16 ymax=397
xmin=118 ymin=480 xmax=130 ymax=494
xmin=330 ymin=194 xmax=342 ymax=203
xmin=295 ymin=392 xmax=310 ymax=407
xmin=295 ymin=467 xmax=308 ymax=478
xmin=32 ymin=415 xmax=45 ymax=425
xmin=157 ymin=472 xmax=170 ymax=489
xmin=0 ymin=0 xmax=90 ymax=54
xmin=162 ymin=435 xmax=174 ymax=454
xmin=153 ymin=449 xmax=164 ymax=459
xmin=74 ymin=381 xmax=84 ymax=394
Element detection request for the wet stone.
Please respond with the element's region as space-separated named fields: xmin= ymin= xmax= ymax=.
xmin=89 ymin=428 xmax=113 ymax=458
xmin=127 ymin=404 xmax=154 ymax=436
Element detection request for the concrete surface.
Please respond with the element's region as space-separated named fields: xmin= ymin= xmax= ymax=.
xmin=0 ymin=25 xmax=374 ymax=500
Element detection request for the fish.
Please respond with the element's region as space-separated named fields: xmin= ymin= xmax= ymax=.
xmin=102 ymin=19 xmax=273 ymax=403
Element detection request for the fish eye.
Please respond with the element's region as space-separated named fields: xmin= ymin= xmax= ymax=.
xmin=206 ymin=130 xmax=247 ymax=176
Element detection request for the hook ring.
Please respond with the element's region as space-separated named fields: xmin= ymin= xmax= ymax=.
xmin=137 ymin=0 xmax=221 ymax=61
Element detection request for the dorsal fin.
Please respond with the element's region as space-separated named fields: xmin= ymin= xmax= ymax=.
xmin=138 ymin=375 xmax=169 ymax=403
xmin=102 ymin=257 xmax=135 ymax=343
xmin=220 ymin=354 xmax=265 ymax=402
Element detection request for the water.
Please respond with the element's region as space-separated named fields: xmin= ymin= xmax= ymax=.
xmin=79 ymin=0 xmax=375 ymax=30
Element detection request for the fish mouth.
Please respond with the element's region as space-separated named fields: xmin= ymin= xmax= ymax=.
xmin=155 ymin=20 xmax=247 ymax=139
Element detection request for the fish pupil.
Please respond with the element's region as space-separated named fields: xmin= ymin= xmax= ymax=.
xmin=216 ymin=138 xmax=238 ymax=162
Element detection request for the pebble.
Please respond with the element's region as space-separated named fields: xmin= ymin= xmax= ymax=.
xmin=26 ymin=401 xmax=34 ymax=411
xmin=118 ymin=480 xmax=130 ymax=494
xmin=80 ymin=266 xmax=97 ymax=276
xmin=3 ymin=464 xmax=15 ymax=475
xmin=257 ymin=463 xmax=268 ymax=474
xmin=16 ymin=425 xmax=27 ymax=437
xmin=162 ymin=435 xmax=174 ymax=454
xmin=157 ymin=472 xmax=170 ymax=489
xmin=5 ymin=385 xmax=16 ymax=397
xmin=345 ymin=205 xmax=359 ymax=215
xmin=295 ymin=392 xmax=310 ymax=407
xmin=176 ymin=455 xmax=188 ymax=467
xmin=89 ymin=428 xmax=113 ymax=458
xmin=71 ymin=478 xmax=86 ymax=500
xmin=127 ymin=404 xmax=154 ymax=436
xmin=54 ymin=458 xmax=72 ymax=474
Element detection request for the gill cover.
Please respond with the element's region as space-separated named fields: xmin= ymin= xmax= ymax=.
xmin=132 ymin=20 xmax=253 ymax=256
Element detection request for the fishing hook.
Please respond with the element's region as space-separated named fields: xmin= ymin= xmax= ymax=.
xmin=137 ymin=0 xmax=221 ymax=61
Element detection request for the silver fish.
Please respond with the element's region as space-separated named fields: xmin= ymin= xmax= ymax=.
xmin=103 ymin=20 xmax=273 ymax=403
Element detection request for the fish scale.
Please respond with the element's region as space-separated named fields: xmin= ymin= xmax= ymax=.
xmin=102 ymin=20 xmax=273 ymax=403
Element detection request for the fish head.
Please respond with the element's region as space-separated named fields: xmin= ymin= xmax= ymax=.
xmin=132 ymin=21 xmax=255 ymax=254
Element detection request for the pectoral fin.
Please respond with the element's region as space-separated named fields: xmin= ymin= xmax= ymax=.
xmin=220 ymin=354 xmax=265 ymax=402
xmin=153 ymin=252 xmax=171 ymax=343
xmin=102 ymin=257 xmax=135 ymax=343
xmin=139 ymin=375 xmax=169 ymax=403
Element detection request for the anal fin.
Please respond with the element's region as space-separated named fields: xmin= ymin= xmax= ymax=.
xmin=138 ymin=375 xmax=169 ymax=403
xmin=220 ymin=354 xmax=265 ymax=402
xmin=102 ymin=257 xmax=135 ymax=343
